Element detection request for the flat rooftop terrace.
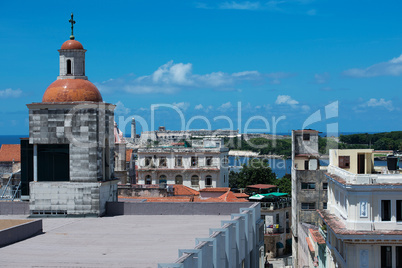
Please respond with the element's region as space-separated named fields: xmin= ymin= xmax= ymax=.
xmin=0 ymin=214 xmax=230 ymax=268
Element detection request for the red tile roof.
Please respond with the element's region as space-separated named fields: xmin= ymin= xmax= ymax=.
xmin=0 ymin=144 xmax=21 ymax=162
xmin=126 ymin=149 xmax=133 ymax=162
xmin=174 ymin=185 xmax=200 ymax=196
xmin=309 ymin=229 xmax=325 ymax=244
xmin=306 ymin=237 xmax=315 ymax=253
xmin=220 ymin=191 xmax=249 ymax=202
xmin=199 ymin=187 xmax=230 ymax=192
xmin=233 ymin=193 xmax=249 ymax=198
xmin=318 ymin=209 xmax=402 ymax=236
xmin=247 ymin=184 xmax=277 ymax=189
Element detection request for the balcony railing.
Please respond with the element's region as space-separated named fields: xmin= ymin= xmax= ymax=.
xmin=260 ymin=200 xmax=291 ymax=210
xmin=327 ymin=165 xmax=401 ymax=185
xmin=265 ymin=226 xmax=284 ymax=234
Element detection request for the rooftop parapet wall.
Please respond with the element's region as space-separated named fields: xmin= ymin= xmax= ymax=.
xmin=158 ymin=203 xmax=264 ymax=268
xmin=327 ymin=165 xmax=402 ymax=185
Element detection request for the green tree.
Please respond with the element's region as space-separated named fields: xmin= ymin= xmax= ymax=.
xmin=275 ymin=174 xmax=291 ymax=196
xmin=229 ymin=158 xmax=277 ymax=188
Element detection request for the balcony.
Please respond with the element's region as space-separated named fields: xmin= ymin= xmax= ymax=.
xmin=265 ymin=226 xmax=284 ymax=235
xmin=260 ymin=199 xmax=291 ymax=211
xmin=327 ymin=165 xmax=402 ymax=185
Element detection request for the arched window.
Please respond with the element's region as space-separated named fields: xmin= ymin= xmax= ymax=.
xmin=159 ymin=175 xmax=167 ymax=186
xmin=66 ymin=59 xmax=72 ymax=75
xmin=191 ymin=175 xmax=199 ymax=187
xmin=175 ymin=175 xmax=183 ymax=185
xmin=205 ymin=175 xmax=212 ymax=187
xmin=145 ymin=175 xmax=152 ymax=185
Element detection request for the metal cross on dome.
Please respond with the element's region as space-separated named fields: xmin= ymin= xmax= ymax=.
xmin=69 ymin=13 xmax=76 ymax=40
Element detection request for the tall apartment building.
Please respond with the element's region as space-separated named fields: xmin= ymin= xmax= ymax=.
xmin=291 ymin=129 xmax=328 ymax=267
xmin=136 ymin=138 xmax=229 ymax=190
xmin=260 ymin=192 xmax=292 ymax=258
xmin=318 ymin=149 xmax=402 ymax=268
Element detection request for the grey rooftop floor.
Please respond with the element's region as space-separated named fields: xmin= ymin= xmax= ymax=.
xmin=0 ymin=214 xmax=230 ymax=268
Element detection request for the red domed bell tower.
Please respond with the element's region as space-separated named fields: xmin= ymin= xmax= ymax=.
xmin=24 ymin=14 xmax=118 ymax=216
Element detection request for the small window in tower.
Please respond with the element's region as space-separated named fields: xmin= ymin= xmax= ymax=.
xmin=83 ymin=60 xmax=85 ymax=75
xmin=67 ymin=59 xmax=72 ymax=75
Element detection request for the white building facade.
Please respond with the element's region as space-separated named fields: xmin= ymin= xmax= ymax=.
xmin=136 ymin=139 xmax=229 ymax=190
xmin=319 ymin=149 xmax=402 ymax=268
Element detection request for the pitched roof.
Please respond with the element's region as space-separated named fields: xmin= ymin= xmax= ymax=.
xmin=306 ymin=237 xmax=315 ymax=253
xmin=309 ymin=229 xmax=325 ymax=244
xmin=174 ymin=185 xmax=200 ymax=196
xmin=246 ymin=184 xmax=277 ymax=189
xmin=199 ymin=187 xmax=230 ymax=192
xmin=126 ymin=149 xmax=133 ymax=162
xmin=0 ymin=144 xmax=21 ymax=162
xmin=233 ymin=193 xmax=249 ymax=198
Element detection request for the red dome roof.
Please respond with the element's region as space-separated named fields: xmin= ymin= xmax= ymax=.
xmin=42 ymin=79 xmax=103 ymax=102
xmin=61 ymin=40 xmax=84 ymax=50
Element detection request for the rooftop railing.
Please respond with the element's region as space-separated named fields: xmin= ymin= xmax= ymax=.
xmin=260 ymin=199 xmax=291 ymax=210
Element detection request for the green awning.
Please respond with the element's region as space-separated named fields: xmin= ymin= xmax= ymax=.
xmin=261 ymin=192 xmax=288 ymax=197
xmin=249 ymin=194 xmax=266 ymax=200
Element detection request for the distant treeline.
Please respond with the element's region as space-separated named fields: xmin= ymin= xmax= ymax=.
xmin=338 ymin=131 xmax=402 ymax=151
xmin=224 ymin=131 xmax=402 ymax=157
xmin=224 ymin=137 xmax=291 ymax=157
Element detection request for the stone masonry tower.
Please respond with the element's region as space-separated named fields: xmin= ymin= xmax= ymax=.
xmin=26 ymin=14 xmax=118 ymax=216
xmin=291 ymin=129 xmax=327 ymax=267
xmin=131 ymin=117 xmax=136 ymax=142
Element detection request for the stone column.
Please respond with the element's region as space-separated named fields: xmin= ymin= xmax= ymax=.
xmin=33 ymin=144 xmax=37 ymax=182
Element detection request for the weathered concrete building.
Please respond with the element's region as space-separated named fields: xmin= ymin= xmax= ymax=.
xmin=22 ymin=16 xmax=118 ymax=216
xmin=136 ymin=138 xmax=229 ymax=190
xmin=291 ymin=129 xmax=328 ymax=267
xmin=0 ymin=144 xmax=21 ymax=199
xmin=259 ymin=193 xmax=292 ymax=259
xmin=139 ymin=127 xmax=239 ymax=145
xmin=319 ymin=149 xmax=402 ymax=268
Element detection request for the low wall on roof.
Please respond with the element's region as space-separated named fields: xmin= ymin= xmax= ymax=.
xmin=0 ymin=219 xmax=42 ymax=247
xmin=0 ymin=201 xmax=29 ymax=215
xmin=106 ymin=201 xmax=254 ymax=216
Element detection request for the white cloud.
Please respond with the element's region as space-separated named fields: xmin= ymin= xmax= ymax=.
xmin=218 ymin=102 xmax=233 ymax=111
xmin=343 ymin=54 xmax=402 ymax=77
xmin=313 ymin=72 xmax=330 ymax=84
xmin=275 ymin=95 xmax=309 ymax=112
xmin=219 ymin=1 xmax=261 ymax=10
xmin=97 ymin=61 xmax=291 ymax=94
xmin=194 ymin=104 xmax=204 ymax=110
xmin=114 ymin=101 xmax=131 ymax=115
xmin=173 ymin=102 xmax=190 ymax=111
xmin=360 ymin=98 xmax=394 ymax=111
xmin=0 ymin=88 xmax=22 ymax=98
xmin=275 ymin=95 xmax=299 ymax=105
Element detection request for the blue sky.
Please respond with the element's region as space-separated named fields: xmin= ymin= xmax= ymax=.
xmin=0 ymin=0 xmax=401 ymax=136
